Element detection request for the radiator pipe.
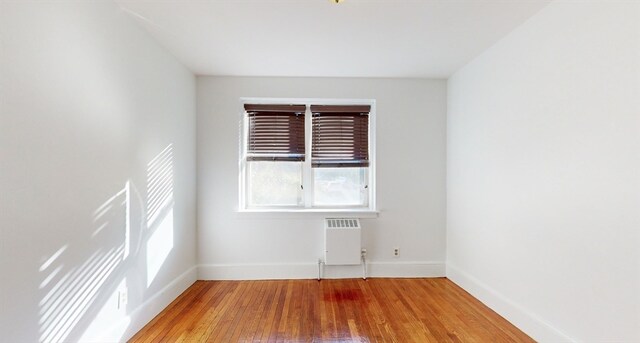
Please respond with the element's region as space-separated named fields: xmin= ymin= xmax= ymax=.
xmin=362 ymin=252 xmax=367 ymax=280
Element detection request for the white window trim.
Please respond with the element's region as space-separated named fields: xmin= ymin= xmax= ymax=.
xmin=238 ymin=97 xmax=377 ymax=213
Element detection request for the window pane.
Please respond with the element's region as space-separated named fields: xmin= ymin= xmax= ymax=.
xmin=248 ymin=162 xmax=302 ymax=206
xmin=313 ymin=168 xmax=367 ymax=206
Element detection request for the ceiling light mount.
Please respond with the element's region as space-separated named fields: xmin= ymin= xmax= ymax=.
xmin=330 ymin=0 xmax=346 ymax=4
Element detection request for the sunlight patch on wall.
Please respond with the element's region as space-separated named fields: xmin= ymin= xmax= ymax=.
xmin=38 ymin=246 xmax=124 ymax=343
xmin=38 ymin=182 xmax=130 ymax=343
xmin=40 ymin=245 xmax=68 ymax=272
xmin=92 ymin=181 xmax=131 ymax=259
xmin=145 ymin=144 xmax=175 ymax=288
xmin=78 ymin=279 xmax=131 ymax=342
xmin=146 ymin=144 xmax=174 ymax=228
xmin=146 ymin=208 xmax=174 ymax=287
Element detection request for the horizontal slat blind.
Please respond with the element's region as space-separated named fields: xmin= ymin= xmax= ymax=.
xmin=311 ymin=105 xmax=370 ymax=168
xmin=245 ymin=104 xmax=306 ymax=161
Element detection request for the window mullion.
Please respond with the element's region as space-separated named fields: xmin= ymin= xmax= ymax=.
xmin=303 ymin=106 xmax=313 ymax=208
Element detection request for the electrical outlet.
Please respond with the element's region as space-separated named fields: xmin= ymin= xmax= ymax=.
xmin=393 ymin=247 xmax=400 ymax=257
xmin=118 ymin=287 xmax=128 ymax=309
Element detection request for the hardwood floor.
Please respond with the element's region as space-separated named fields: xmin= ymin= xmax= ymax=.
xmin=129 ymin=278 xmax=534 ymax=342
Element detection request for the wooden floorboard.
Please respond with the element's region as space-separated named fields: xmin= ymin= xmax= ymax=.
xmin=129 ymin=278 xmax=534 ymax=343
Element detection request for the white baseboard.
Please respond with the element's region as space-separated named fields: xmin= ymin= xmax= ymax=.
xmin=446 ymin=264 xmax=573 ymax=342
xmin=99 ymin=266 xmax=198 ymax=342
xmin=198 ymin=261 xmax=445 ymax=280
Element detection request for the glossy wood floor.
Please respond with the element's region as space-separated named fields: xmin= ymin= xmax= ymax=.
xmin=129 ymin=278 xmax=534 ymax=342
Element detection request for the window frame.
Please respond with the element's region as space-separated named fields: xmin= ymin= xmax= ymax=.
xmin=238 ymin=98 xmax=376 ymax=213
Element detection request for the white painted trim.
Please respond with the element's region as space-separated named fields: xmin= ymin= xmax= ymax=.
xmin=234 ymin=209 xmax=379 ymax=219
xmin=446 ymin=264 xmax=574 ymax=343
xmin=366 ymin=261 xmax=445 ymax=278
xmin=198 ymin=261 xmax=445 ymax=280
xmin=96 ymin=266 xmax=198 ymax=342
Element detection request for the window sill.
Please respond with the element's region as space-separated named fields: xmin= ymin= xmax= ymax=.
xmin=234 ymin=209 xmax=379 ymax=219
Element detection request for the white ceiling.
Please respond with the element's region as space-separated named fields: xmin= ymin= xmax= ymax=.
xmin=116 ymin=0 xmax=549 ymax=78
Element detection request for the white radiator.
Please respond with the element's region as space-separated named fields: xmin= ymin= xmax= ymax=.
xmin=324 ymin=218 xmax=361 ymax=265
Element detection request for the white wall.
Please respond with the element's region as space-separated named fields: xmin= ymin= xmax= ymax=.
xmin=197 ymin=77 xmax=446 ymax=279
xmin=0 ymin=2 xmax=196 ymax=342
xmin=447 ymin=1 xmax=640 ymax=342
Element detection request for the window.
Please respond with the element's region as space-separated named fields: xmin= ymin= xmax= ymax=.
xmin=244 ymin=104 xmax=305 ymax=207
xmin=311 ymin=105 xmax=370 ymax=208
xmin=240 ymin=99 xmax=375 ymax=211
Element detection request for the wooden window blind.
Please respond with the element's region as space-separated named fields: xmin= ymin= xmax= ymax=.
xmin=311 ymin=105 xmax=370 ymax=168
xmin=245 ymin=104 xmax=306 ymax=161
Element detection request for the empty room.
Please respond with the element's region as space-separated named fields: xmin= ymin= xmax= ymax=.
xmin=1 ymin=0 xmax=638 ymax=342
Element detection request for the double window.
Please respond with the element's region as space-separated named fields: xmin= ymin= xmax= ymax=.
xmin=240 ymin=100 xmax=375 ymax=211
